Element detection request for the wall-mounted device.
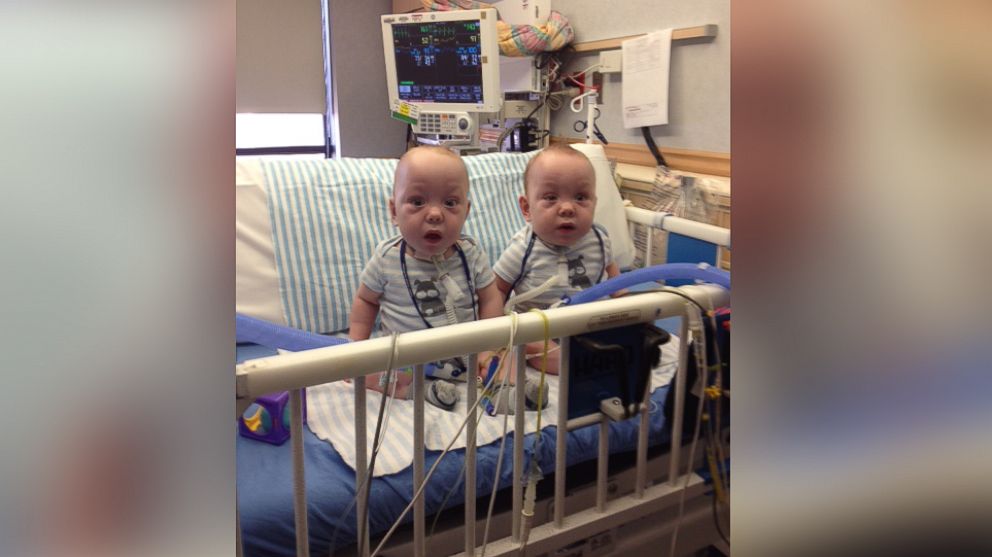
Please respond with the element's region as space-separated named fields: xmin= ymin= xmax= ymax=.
xmin=381 ymin=9 xmax=502 ymax=145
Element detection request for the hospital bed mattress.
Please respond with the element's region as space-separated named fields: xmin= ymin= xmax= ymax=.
xmin=237 ymin=342 xmax=676 ymax=557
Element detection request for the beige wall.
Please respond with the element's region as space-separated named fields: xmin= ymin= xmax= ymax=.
xmin=236 ymin=0 xmax=327 ymax=113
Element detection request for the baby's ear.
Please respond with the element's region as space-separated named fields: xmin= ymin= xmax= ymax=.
xmin=388 ymin=197 xmax=398 ymax=225
xmin=518 ymin=195 xmax=531 ymax=222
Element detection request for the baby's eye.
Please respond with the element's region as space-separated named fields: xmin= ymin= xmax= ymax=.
xmin=408 ymin=198 xmax=426 ymax=207
xmin=542 ymin=194 xmax=558 ymax=202
xmin=575 ymin=194 xmax=589 ymax=202
xmin=443 ymin=198 xmax=460 ymax=208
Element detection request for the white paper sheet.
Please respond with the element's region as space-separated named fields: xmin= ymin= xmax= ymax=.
xmin=622 ymin=28 xmax=673 ymax=129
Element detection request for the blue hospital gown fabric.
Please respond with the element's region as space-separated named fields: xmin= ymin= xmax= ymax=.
xmin=493 ymin=224 xmax=614 ymax=311
xmin=360 ymin=234 xmax=495 ymax=335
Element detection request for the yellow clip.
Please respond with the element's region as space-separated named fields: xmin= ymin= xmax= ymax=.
xmin=704 ymin=386 xmax=722 ymax=400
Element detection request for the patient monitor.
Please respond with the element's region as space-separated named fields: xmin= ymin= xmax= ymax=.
xmin=381 ymin=9 xmax=502 ymax=148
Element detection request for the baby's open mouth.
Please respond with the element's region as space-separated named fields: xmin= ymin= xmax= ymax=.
xmin=557 ymin=223 xmax=576 ymax=231
xmin=424 ymin=231 xmax=443 ymax=241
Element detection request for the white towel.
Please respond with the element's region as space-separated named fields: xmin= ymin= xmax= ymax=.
xmin=306 ymin=336 xmax=680 ymax=476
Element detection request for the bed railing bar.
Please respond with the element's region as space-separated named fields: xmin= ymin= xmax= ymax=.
xmin=290 ymin=388 xmax=310 ymax=557
xmin=473 ymin=473 xmax=708 ymax=557
xmin=628 ymin=221 xmax=637 ymax=264
xmin=564 ymin=402 xmax=644 ymax=431
xmin=413 ymin=364 xmax=426 ymax=557
xmin=554 ymin=338 xmax=569 ymax=528
xmin=236 ymin=492 xmax=244 ymax=557
xmin=669 ymin=311 xmax=690 ymax=486
xmin=464 ymin=354 xmax=478 ymax=556
xmin=596 ymin=415 xmax=608 ymax=512
xmin=237 ymin=288 xmax=729 ymax=396
xmin=635 ymin=380 xmax=650 ymax=498
xmin=624 ymin=206 xmax=731 ymax=248
xmin=354 ymin=379 xmax=369 ymax=557
xmin=511 ymin=346 xmax=526 ymax=542
xmin=645 ymin=225 xmax=654 ymax=266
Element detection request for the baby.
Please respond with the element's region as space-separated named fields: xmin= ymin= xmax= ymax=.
xmin=349 ymin=146 xmax=503 ymax=410
xmin=493 ymin=144 xmax=620 ymax=374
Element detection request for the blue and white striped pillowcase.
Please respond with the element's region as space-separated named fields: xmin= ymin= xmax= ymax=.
xmin=261 ymin=152 xmax=534 ymax=333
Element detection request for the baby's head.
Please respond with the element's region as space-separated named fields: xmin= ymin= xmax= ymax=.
xmin=520 ymin=144 xmax=597 ymax=248
xmin=390 ymin=146 xmax=471 ymax=258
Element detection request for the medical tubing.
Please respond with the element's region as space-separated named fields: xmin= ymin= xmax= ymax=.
xmin=564 ymin=263 xmax=730 ymax=305
xmin=515 ymin=309 xmax=551 ymax=556
xmin=434 ymin=321 xmax=520 ymax=537
xmin=236 ymin=313 xmax=347 ymax=352
xmin=504 ymin=273 xmax=559 ymax=314
xmin=669 ymin=304 xmax=708 ymax=557
xmin=528 ymin=309 xmax=551 ymax=435
xmin=291 ymin=388 xmax=309 ymax=557
xmin=327 ymin=377 xmax=399 ymax=556
xmin=479 ymin=347 xmax=515 ymax=557
xmin=357 ymin=333 xmax=400 ymax=557
xmin=370 ymin=322 xmax=521 ymax=557
xmin=480 ymin=316 xmax=519 ymax=554
xmin=518 ymin=461 xmax=541 ymax=553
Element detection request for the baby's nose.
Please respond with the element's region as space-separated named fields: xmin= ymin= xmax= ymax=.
xmin=426 ymin=205 xmax=443 ymax=222
xmin=558 ymin=202 xmax=575 ymax=215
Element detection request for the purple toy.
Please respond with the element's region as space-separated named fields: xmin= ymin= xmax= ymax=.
xmin=239 ymin=390 xmax=307 ymax=445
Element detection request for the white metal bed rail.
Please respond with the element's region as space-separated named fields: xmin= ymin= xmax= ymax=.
xmin=236 ymin=284 xmax=729 ymax=557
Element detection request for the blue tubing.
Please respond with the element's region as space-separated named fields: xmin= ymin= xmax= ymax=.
xmin=236 ymin=313 xmax=348 ymax=352
xmin=565 ymin=263 xmax=730 ymax=305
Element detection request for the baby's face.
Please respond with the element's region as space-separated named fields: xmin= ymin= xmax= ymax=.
xmin=521 ymin=152 xmax=596 ymax=247
xmin=390 ymin=151 xmax=470 ymax=258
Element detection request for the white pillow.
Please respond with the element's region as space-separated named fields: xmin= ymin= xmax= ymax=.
xmin=236 ymin=159 xmax=287 ymax=325
xmin=568 ymin=143 xmax=636 ymax=268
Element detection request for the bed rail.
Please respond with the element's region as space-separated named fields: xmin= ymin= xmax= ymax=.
xmin=236 ymin=210 xmax=730 ymax=557
xmin=237 ymin=284 xmax=727 ymax=557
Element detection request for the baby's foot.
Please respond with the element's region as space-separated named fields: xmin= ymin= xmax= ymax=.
xmin=425 ymin=358 xmax=468 ymax=382
xmin=485 ymin=378 xmax=549 ymax=415
xmin=424 ymin=379 xmax=459 ymax=411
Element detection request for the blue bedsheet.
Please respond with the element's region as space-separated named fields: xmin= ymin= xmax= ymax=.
xmin=237 ymin=342 xmax=674 ymax=557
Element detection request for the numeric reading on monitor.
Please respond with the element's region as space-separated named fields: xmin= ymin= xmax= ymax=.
xmin=393 ymin=20 xmax=483 ymax=104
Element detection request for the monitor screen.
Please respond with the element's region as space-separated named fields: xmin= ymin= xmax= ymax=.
xmin=382 ymin=9 xmax=501 ymax=114
xmin=393 ymin=20 xmax=483 ymax=104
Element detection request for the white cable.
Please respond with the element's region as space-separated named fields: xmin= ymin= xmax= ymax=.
xmin=569 ymin=90 xmax=597 ymax=113
xmin=328 ymin=333 xmax=399 ymax=556
xmin=669 ymin=304 xmax=707 ymax=557
xmin=478 ymin=313 xmax=518 ymax=557
xmin=572 ymin=62 xmax=601 ymax=78
xmin=374 ymin=338 xmax=403 ymax=453
xmin=370 ymin=317 xmax=523 ymax=557
xmin=504 ymin=274 xmax=560 ymax=314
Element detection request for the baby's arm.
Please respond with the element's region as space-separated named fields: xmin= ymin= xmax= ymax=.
xmin=349 ymin=285 xmax=404 ymax=393
xmin=495 ymin=276 xmax=514 ymax=301
xmin=605 ymin=262 xmax=626 ymax=298
xmin=475 ymin=280 xmax=504 ymax=376
xmin=348 ymin=284 xmax=381 ymax=342
xmin=477 ymin=280 xmax=503 ymax=321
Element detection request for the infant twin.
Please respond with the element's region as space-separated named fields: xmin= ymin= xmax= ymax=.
xmin=348 ymin=144 xmax=619 ymax=415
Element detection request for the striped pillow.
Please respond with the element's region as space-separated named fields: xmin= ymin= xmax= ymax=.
xmin=259 ymin=152 xmax=534 ymax=333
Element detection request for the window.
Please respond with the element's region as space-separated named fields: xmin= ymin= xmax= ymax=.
xmin=236 ymin=113 xmax=331 ymax=158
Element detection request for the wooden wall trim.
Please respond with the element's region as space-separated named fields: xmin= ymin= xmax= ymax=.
xmin=551 ymin=137 xmax=730 ymax=177
xmin=571 ymin=24 xmax=718 ymax=53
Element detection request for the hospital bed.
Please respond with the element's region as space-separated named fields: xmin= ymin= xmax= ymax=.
xmin=235 ymin=147 xmax=731 ymax=557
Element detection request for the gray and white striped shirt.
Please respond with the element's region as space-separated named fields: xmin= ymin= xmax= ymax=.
xmin=493 ymin=224 xmax=613 ymax=311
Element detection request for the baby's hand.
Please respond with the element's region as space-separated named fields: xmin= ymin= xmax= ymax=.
xmin=477 ymin=351 xmax=496 ymax=375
